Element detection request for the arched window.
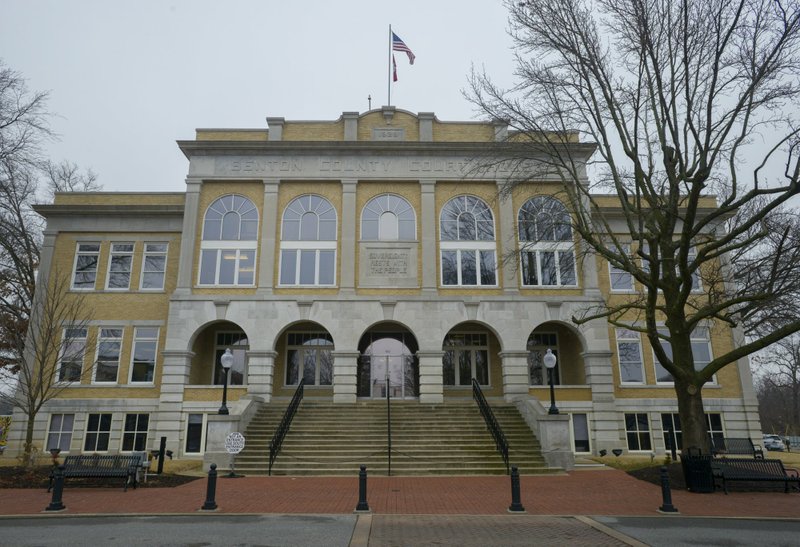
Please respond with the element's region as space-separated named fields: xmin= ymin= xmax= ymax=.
xmin=279 ymin=195 xmax=337 ymax=286
xmin=518 ymin=196 xmax=576 ymax=286
xmin=439 ymin=196 xmax=497 ymax=286
xmin=361 ymin=194 xmax=416 ymax=240
xmin=198 ymin=195 xmax=258 ymax=286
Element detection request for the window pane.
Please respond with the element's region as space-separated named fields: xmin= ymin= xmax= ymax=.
xmin=300 ymin=212 xmax=319 ymax=241
xmin=280 ymin=250 xmax=297 ymax=284
xmin=299 ymin=250 xmax=316 ymax=284
xmin=457 ymin=212 xmax=476 ymax=240
xmin=573 ymin=414 xmax=590 ymax=452
xmin=303 ymin=350 xmax=317 ymax=385
xmin=460 ymin=250 xmax=477 ymax=285
xmin=199 ymin=250 xmax=218 ymax=284
xmin=185 ymin=414 xmax=204 ymax=453
xmin=458 ymin=351 xmax=472 ymax=386
xmin=238 ymin=251 xmax=255 ymax=285
xmin=319 ymin=350 xmax=333 ymax=385
xmin=558 ymin=251 xmax=576 ymax=285
xmin=521 ymin=252 xmax=538 ymax=286
xmin=475 ymin=350 xmax=488 ymax=385
xmin=218 ymin=250 xmax=237 ymax=285
xmin=479 ymin=251 xmax=496 ymax=285
xmin=220 ymin=212 xmax=239 ymax=240
xmin=287 ymin=349 xmax=300 ymax=385
xmin=362 ymin=220 xmax=379 ymax=240
xmin=442 ymin=251 xmax=458 ymax=285
xmin=318 ymin=251 xmax=335 ymax=285
xmin=379 ymin=211 xmax=399 ymax=240
xmin=540 ymin=252 xmax=558 ymax=285
xmin=443 ymin=351 xmax=456 ymax=385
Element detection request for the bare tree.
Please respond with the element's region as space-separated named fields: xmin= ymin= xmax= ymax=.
xmin=754 ymin=335 xmax=800 ymax=435
xmin=468 ymin=0 xmax=800 ymax=451
xmin=0 ymin=271 xmax=93 ymax=464
xmin=43 ymin=159 xmax=100 ymax=198
xmin=0 ymin=61 xmax=52 ymax=169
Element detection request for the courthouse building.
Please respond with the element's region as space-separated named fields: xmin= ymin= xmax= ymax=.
xmin=6 ymin=107 xmax=762 ymax=466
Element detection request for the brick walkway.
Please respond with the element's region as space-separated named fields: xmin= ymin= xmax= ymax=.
xmin=1 ymin=468 xmax=798 ymax=518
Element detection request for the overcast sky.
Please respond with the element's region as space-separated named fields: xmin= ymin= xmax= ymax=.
xmin=1 ymin=0 xmax=517 ymax=194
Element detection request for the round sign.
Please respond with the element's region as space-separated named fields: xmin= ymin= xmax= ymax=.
xmin=224 ymin=432 xmax=246 ymax=454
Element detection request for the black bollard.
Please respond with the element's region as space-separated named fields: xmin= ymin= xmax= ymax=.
xmin=157 ymin=436 xmax=167 ymax=475
xmin=201 ymin=464 xmax=219 ymax=511
xmin=355 ymin=465 xmax=370 ymax=512
xmin=508 ymin=466 xmax=525 ymax=513
xmin=658 ymin=465 xmax=679 ymax=513
xmin=46 ymin=465 xmax=66 ymax=512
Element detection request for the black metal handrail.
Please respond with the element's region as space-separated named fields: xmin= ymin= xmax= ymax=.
xmin=472 ymin=378 xmax=509 ymax=474
xmin=268 ymin=378 xmax=305 ymax=476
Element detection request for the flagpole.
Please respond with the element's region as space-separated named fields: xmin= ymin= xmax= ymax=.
xmin=387 ymin=24 xmax=392 ymax=107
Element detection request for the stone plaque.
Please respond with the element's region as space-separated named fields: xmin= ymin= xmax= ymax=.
xmin=359 ymin=243 xmax=418 ymax=287
xmin=372 ymin=127 xmax=405 ymax=141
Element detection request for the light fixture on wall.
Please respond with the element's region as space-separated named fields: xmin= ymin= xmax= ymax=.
xmin=218 ymin=348 xmax=234 ymax=415
xmin=543 ymin=348 xmax=559 ymax=415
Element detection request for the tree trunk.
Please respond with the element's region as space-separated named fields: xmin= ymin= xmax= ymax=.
xmin=675 ymin=378 xmax=710 ymax=454
xmin=23 ymin=414 xmax=36 ymax=467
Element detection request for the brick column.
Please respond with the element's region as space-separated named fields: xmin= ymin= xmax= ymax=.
xmin=420 ymin=180 xmax=437 ymax=294
xmin=257 ymin=179 xmax=279 ymax=294
xmin=176 ymin=179 xmax=201 ymax=293
xmin=155 ymin=350 xmax=193 ymax=456
xmin=496 ymin=179 xmax=519 ymax=295
xmin=340 ymin=180 xmax=357 ymax=292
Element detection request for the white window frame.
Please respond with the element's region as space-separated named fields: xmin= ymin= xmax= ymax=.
xmin=140 ymin=242 xmax=168 ymax=290
xmin=616 ymin=328 xmax=645 ymax=384
xmin=624 ymin=412 xmax=652 ymax=452
xmin=519 ymin=244 xmax=578 ymax=287
xmin=56 ymin=327 xmax=87 ymax=383
xmin=213 ymin=331 xmax=249 ymax=386
xmin=609 ymin=244 xmax=635 ymax=292
xmin=361 ymin=193 xmax=417 ymax=241
xmin=654 ymin=326 xmax=715 ymax=385
xmin=439 ymin=242 xmax=498 ymax=287
xmin=83 ymin=412 xmax=113 ymax=453
xmin=198 ymin=195 xmax=259 ymax=287
xmin=279 ymin=195 xmax=338 ymax=287
xmin=527 ymin=331 xmax=560 ymax=386
xmin=46 ymin=413 xmax=75 ymax=453
xmin=93 ymin=327 xmax=124 ymax=384
xmin=71 ymin=242 xmax=101 ymax=290
xmin=129 ymin=327 xmax=159 ymax=384
xmin=184 ymin=413 xmax=208 ymax=455
xmin=442 ymin=332 xmax=491 ymax=387
xmin=120 ymin=413 xmax=150 ymax=452
xmin=105 ymin=242 xmax=134 ymax=290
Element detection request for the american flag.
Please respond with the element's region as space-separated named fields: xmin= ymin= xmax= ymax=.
xmin=392 ymin=32 xmax=415 ymax=65
xmin=392 ymin=55 xmax=398 ymax=81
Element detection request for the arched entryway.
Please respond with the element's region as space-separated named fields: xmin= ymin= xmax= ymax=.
xmin=188 ymin=320 xmax=249 ymax=386
xmin=442 ymin=322 xmax=503 ymax=398
xmin=357 ymin=325 xmax=419 ymax=399
xmin=527 ymin=322 xmax=586 ymax=386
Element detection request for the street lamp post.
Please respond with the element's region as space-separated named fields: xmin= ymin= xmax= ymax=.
xmin=218 ymin=348 xmax=234 ymax=415
xmin=543 ymin=348 xmax=559 ymax=415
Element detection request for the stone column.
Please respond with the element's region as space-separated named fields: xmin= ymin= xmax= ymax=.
xmin=496 ymin=180 xmax=519 ymax=295
xmin=246 ymin=350 xmax=277 ymax=401
xmin=417 ymin=351 xmax=444 ymax=404
xmin=583 ymin=350 xmax=623 ymax=453
xmin=332 ymin=351 xmax=359 ymax=403
xmin=257 ymin=179 xmax=279 ymax=294
xmin=498 ymin=351 xmax=530 ymax=402
xmin=175 ymin=179 xmax=202 ymax=293
xmin=340 ymin=180 xmax=357 ymax=292
xmin=420 ymin=180 xmax=437 ymax=294
xmin=154 ymin=350 xmax=194 ymax=456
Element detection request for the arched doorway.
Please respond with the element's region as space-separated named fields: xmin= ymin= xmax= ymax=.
xmin=357 ymin=326 xmax=419 ymax=399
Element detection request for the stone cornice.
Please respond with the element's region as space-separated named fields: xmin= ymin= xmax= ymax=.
xmin=33 ymin=204 xmax=185 ymax=218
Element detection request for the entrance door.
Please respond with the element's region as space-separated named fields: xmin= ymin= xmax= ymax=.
xmin=371 ymin=354 xmax=408 ymax=399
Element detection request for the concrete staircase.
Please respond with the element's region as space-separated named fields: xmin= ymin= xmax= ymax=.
xmin=234 ymin=399 xmax=558 ymax=476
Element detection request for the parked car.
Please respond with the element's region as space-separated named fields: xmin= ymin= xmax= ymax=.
xmin=763 ymin=434 xmax=786 ymax=451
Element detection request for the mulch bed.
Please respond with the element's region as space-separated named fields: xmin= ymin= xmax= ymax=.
xmin=627 ymin=461 xmax=793 ymax=493
xmin=0 ymin=465 xmax=200 ymax=489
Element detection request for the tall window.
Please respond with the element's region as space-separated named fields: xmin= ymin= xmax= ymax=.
xmin=518 ymin=196 xmax=577 ymax=286
xmin=84 ymin=413 xmax=112 ymax=452
xmin=616 ymin=329 xmax=644 ymax=384
xmin=654 ymin=326 xmax=713 ymax=383
xmin=185 ymin=414 xmax=206 ymax=454
xmin=106 ymin=243 xmax=134 ymax=289
xmin=440 ymin=196 xmax=497 ymax=286
xmin=140 ymin=243 xmax=168 ymax=290
xmin=199 ymin=195 xmax=258 ymax=286
xmin=94 ymin=327 xmax=123 ymax=383
xmin=286 ymin=332 xmax=334 ymax=386
xmin=361 ymin=194 xmax=416 ymax=240
xmin=72 ymin=243 xmax=100 ymax=290
xmin=47 ymin=414 xmax=74 ymax=452
xmin=58 ymin=327 xmax=87 ymax=382
xmin=571 ymin=414 xmax=591 ymax=453
xmin=214 ymin=332 xmax=248 ymax=386
xmin=122 ymin=413 xmax=149 ymax=452
xmin=442 ymin=333 xmax=490 ymax=386
xmin=625 ymin=413 xmax=652 ymax=451
xmin=130 ymin=327 xmax=159 ymax=383
xmin=661 ymin=412 xmax=724 ymax=451
xmin=609 ymin=244 xmax=634 ymax=291
xmin=527 ymin=332 xmax=559 ymax=386
xmin=280 ymin=195 xmax=337 ymax=286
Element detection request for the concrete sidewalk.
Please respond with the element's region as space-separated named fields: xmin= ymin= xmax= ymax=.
xmin=1 ymin=467 xmax=798 ymax=518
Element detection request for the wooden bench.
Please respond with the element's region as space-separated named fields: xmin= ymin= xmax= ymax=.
xmin=710 ymin=437 xmax=764 ymax=459
xmin=713 ymin=457 xmax=800 ymax=494
xmin=48 ymin=454 xmax=141 ymax=492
